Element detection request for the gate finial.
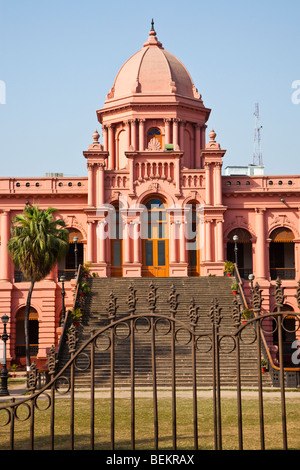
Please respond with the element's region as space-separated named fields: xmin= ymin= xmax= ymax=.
xmin=208 ymin=297 xmax=222 ymax=326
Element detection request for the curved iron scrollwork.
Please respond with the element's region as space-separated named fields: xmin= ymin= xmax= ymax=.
xmin=208 ymin=297 xmax=222 ymax=326
xmin=127 ymin=283 xmax=137 ymax=316
xmin=106 ymin=291 xmax=118 ymax=320
xmin=273 ymin=277 xmax=286 ymax=311
xmin=168 ymin=283 xmax=179 ymax=317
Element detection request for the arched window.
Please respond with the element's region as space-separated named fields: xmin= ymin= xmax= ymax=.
xmin=269 ymin=228 xmax=295 ymax=280
xmin=226 ymin=228 xmax=253 ymax=279
xmin=15 ymin=307 xmax=39 ymax=358
xmin=147 ymin=127 xmax=162 ymax=149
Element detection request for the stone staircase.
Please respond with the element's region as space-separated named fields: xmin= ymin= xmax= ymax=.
xmin=57 ymin=276 xmax=273 ymax=388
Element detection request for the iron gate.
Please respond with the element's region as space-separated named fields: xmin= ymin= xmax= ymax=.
xmin=0 ymin=281 xmax=299 ymax=451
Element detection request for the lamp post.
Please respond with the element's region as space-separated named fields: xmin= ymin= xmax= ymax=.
xmin=60 ymin=275 xmax=66 ymax=327
xmin=0 ymin=315 xmax=10 ymax=396
xmin=248 ymin=273 xmax=255 ymax=307
xmin=233 ymin=234 xmax=239 ymax=268
xmin=73 ymin=236 xmax=78 ymax=277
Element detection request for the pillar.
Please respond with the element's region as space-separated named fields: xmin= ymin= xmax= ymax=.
xmin=173 ymin=119 xmax=179 ymax=148
xmin=0 ymin=211 xmax=10 ymax=281
xmin=125 ymin=120 xmax=131 ymax=150
xmin=102 ymin=125 xmax=108 ymax=152
xmin=108 ymin=125 xmax=115 ymax=170
xmin=133 ymin=221 xmax=140 ymax=264
xmin=97 ymin=163 xmax=105 ymax=207
xmin=139 ymin=119 xmax=145 ymax=151
xmin=130 ymin=119 xmax=137 ymax=150
xmin=87 ymin=220 xmax=95 ymax=263
xmin=169 ymin=220 xmax=176 ymax=263
xmin=98 ymin=220 xmax=106 ymax=263
xmin=179 ymin=220 xmax=186 ymax=263
xmin=214 ymin=162 xmax=222 ymax=205
xmin=123 ymin=222 xmax=130 ymax=264
xmin=164 ymin=118 xmax=171 ymax=145
xmin=179 ymin=120 xmax=185 ymax=151
xmin=195 ymin=124 xmax=201 ymax=168
xmin=205 ymin=220 xmax=212 ymax=262
xmin=216 ymin=219 xmax=224 ymax=262
xmin=87 ymin=163 xmax=95 ymax=207
xmin=205 ymin=163 xmax=211 ymax=205
xmin=255 ymin=208 xmax=266 ymax=279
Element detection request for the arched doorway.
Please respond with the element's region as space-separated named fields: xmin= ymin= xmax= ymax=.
xmin=141 ymin=197 xmax=169 ymax=277
xmin=269 ymin=228 xmax=295 ymax=280
xmin=15 ymin=306 xmax=39 ymax=359
xmin=58 ymin=229 xmax=84 ymax=280
xmin=110 ymin=204 xmax=123 ymax=277
xmin=226 ymin=228 xmax=253 ymax=279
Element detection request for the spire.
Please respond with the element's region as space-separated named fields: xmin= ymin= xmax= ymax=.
xmin=143 ymin=19 xmax=163 ymax=48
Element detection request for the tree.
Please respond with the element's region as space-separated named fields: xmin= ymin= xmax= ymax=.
xmin=7 ymin=205 xmax=69 ymax=371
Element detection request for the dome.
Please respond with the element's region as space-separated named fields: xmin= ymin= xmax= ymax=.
xmin=105 ymin=25 xmax=202 ymax=102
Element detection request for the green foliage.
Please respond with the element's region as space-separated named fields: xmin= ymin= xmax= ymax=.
xmin=224 ymin=260 xmax=234 ymax=273
xmin=7 ymin=205 xmax=69 ymax=282
xmin=231 ymin=282 xmax=239 ymax=291
xmin=242 ymin=308 xmax=253 ymax=319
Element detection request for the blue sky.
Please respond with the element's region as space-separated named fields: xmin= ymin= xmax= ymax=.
xmin=0 ymin=0 xmax=299 ymax=177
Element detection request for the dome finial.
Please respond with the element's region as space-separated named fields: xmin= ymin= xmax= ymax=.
xmin=144 ymin=19 xmax=163 ymax=48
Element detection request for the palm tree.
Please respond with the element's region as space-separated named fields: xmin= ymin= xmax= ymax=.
xmin=7 ymin=205 xmax=69 ymax=371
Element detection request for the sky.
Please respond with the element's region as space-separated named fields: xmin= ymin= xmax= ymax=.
xmin=0 ymin=0 xmax=299 ymax=177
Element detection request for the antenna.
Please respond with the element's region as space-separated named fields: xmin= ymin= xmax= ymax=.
xmin=253 ymin=103 xmax=263 ymax=166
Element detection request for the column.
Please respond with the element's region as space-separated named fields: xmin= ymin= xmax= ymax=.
xmin=164 ymin=118 xmax=171 ymax=145
xmin=169 ymin=220 xmax=176 ymax=263
xmin=123 ymin=221 xmax=130 ymax=264
xmin=216 ymin=219 xmax=224 ymax=262
xmin=205 ymin=220 xmax=212 ymax=262
xmin=195 ymin=124 xmax=201 ymax=168
xmin=87 ymin=220 xmax=95 ymax=262
xmin=0 ymin=211 xmax=10 ymax=281
xmin=214 ymin=162 xmax=222 ymax=205
xmin=173 ymin=119 xmax=179 ymax=148
xmin=87 ymin=163 xmax=95 ymax=207
xmin=130 ymin=119 xmax=137 ymax=150
xmin=97 ymin=163 xmax=105 ymax=206
xmin=255 ymin=208 xmax=266 ymax=279
xmin=133 ymin=221 xmax=140 ymax=264
xmin=179 ymin=120 xmax=185 ymax=151
xmin=102 ymin=125 xmax=108 ymax=152
xmin=179 ymin=220 xmax=186 ymax=263
xmin=108 ymin=125 xmax=115 ymax=170
xmin=98 ymin=220 xmax=106 ymax=263
xmin=125 ymin=120 xmax=131 ymax=150
xmin=139 ymin=119 xmax=145 ymax=151
xmin=205 ymin=163 xmax=211 ymax=205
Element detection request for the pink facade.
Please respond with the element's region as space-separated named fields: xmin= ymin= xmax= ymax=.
xmin=0 ymin=26 xmax=299 ymax=367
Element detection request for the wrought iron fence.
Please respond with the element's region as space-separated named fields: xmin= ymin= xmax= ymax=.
xmin=0 ymin=280 xmax=299 ymax=451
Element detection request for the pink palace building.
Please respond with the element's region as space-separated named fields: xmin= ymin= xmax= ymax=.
xmin=0 ymin=24 xmax=299 ymax=368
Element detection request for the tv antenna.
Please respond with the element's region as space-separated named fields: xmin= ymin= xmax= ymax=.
xmin=253 ymin=103 xmax=263 ymax=166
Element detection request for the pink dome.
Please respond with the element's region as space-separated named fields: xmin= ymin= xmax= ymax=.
xmin=105 ymin=27 xmax=202 ymax=102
